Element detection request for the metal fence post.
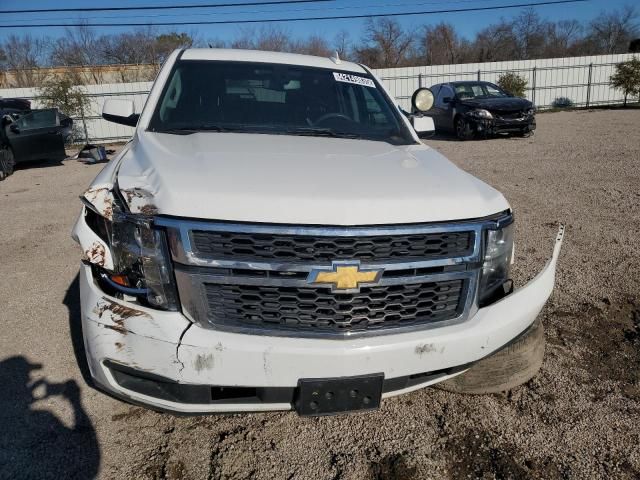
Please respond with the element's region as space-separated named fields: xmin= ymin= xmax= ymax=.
xmin=477 ymin=69 xmax=481 ymax=81
xmin=418 ymin=73 xmax=423 ymax=88
xmin=531 ymin=67 xmax=537 ymax=106
xmin=586 ymin=63 xmax=593 ymax=109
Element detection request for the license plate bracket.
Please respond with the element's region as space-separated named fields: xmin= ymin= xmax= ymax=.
xmin=294 ymin=373 xmax=384 ymax=416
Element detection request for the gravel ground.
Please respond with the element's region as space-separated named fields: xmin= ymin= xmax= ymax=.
xmin=0 ymin=109 xmax=639 ymax=480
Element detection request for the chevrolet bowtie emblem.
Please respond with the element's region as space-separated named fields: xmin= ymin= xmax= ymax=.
xmin=307 ymin=261 xmax=383 ymax=292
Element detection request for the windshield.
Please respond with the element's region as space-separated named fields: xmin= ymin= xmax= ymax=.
xmin=454 ymin=83 xmax=510 ymax=100
xmin=148 ymin=60 xmax=413 ymax=144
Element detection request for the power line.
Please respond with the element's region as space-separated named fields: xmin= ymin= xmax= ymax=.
xmin=0 ymin=0 xmax=333 ymax=15
xmin=11 ymin=0 xmax=482 ymax=23
xmin=0 ymin=0 xmax=590 ymax=28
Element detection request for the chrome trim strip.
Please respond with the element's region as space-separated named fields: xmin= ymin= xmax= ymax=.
xmin=155 ymin=217 xmax=492 ymax=236
xmin=155 ymin=216 xmax=502 ymax=270
xmin=176 ymin=268 xmax=472 ymax=288
xmin=169 ymin=254 xmax=477 ymax=272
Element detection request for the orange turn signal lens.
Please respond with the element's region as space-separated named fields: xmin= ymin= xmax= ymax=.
xmin=110 ymin=274 xmax=130 ymax=287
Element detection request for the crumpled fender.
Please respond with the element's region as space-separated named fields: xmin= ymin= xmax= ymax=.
xmin=72 ymin=141 xmax=164 ymax=270
xmin=72 ymin=144 xmax=130 ymax=270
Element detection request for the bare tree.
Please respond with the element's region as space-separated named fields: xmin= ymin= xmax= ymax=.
xmin=0 ymin=34 xmax=49 ymax=87
xmin=419 ymin=22 xmax=465 ymax=65
xmin=354 ymin=18 xmax=413 ymax=68
xmin=292 ymin=35 xmax=332 ymax=57
xmin=544 ymin=20 xmax=584 ymax=57
xmin=473 ymin=20 xmax=519 ymax=62
xmin=512 ymin=9 xmax=546 ymax=59
xmin=333 ymin=30 xmax=351 ymax=60
xmin=254 ymin=26 xmax=291 ymax=52
xmin=588 ymin=5 xmax=639 ymax=54
xmin=50 ymin=24 xmax=101 ymax=67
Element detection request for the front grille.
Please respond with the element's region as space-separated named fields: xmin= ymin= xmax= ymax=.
xmin=494 ymin=111 xmax=524 ymax=120
xmin=204 ymin=279 xmax=465 ymax=335
xmin=191 ymin=230 xmax=474 ymax=264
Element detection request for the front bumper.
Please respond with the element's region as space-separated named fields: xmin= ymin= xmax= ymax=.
xmin=79 ymin=227 xmax=564 ymax=414
xmin=467 ymin=114 xmax=536 ymax=135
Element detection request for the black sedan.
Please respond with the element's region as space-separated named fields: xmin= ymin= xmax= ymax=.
xmin=426 ymin=81 xmax=535 ymax=140
xmin=1 ymin=99 xmax=72 ymax=180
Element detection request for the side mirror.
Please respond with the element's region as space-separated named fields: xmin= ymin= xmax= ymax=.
xmin=102 ymin=99 xmax=139 ymax=127
xmin=411 ymin=115 xmax=435 ymax=137
xmin=9 ymin=123 xmax=20 ymax=134
xmin=411 ymin=87 xmax=434 ymax=114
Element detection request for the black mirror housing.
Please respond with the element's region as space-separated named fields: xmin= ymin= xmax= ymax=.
xmin=102 ymin=112 xmax=140 ymax=127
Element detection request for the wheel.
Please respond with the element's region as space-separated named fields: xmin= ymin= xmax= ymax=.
xmin=436 ymin=318 xmax=545 ymax=394
xmin=455 ymin=116 xmax=474 ymax=141
xmin=0 ymin=148 xmax=15 ymax=181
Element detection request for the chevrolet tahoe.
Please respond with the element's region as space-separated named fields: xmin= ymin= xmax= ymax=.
xmin=72 ymin=49 xmax=563 ymax=416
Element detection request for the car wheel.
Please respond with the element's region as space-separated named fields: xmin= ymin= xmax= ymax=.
xmin=436 ymin=318 xmax=545 ymax=394
xmin=0 ymin=148 xmax=15 ymax=181
xmin=455 ymin=116 xmax=474 ymax=141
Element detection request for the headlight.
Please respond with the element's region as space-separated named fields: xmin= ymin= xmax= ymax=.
xmin=468 ymin=109 xmax=493 ymax=119
xmin=478 ymin=222 xmax=514 ymax=306
xmin=105 ymin=211 xmax=179 ymax=310
xmin=525 ymin=108 xmax=535 ymax=116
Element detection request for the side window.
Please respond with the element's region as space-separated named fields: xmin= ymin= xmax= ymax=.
xmin=159 ymin=69 xmax=183 ymax=122
xmin=361 ymin=87 xmax=388 ymax=126
xmin=435 ymin=86 xmax=454 ymax=108
xmin=17 ymin=109 xmax=58 ymax=130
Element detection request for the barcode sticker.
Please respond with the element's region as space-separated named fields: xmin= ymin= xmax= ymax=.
xmin=333 ymin=72 xmax=376 ymax=88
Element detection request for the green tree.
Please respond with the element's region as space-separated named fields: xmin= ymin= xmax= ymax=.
xmin=610 ymin=57 xmax=640 ymax=106
xmin=154 ymin=32 xmax=193 ymax=63
xmin=497 ymin=71 xmax=528 ymax=97
xmin=39 ymin=74 xmax=91 ymax=143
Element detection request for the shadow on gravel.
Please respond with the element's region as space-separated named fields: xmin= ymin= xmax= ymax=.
xmin=0 ymin=356 xmax=100 ymax=479
xmin=13 ymin=157 xmax=65 ymax=171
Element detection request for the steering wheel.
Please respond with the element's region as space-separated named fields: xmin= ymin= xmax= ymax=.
xmin=313 ymin=112 xmax=353 ymax=125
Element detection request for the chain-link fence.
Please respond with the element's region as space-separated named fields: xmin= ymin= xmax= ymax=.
xmin=0 ymin=53 xmax=636 ymax=144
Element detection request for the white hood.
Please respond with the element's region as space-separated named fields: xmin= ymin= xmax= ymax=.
xmin=115 ymin=132 xmax=509 ymax=225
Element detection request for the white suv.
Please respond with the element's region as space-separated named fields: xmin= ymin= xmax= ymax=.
xmin=73 ymin=49 xmax=563 ymax=416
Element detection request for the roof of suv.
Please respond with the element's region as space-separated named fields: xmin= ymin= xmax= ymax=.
xmin=180 ymin=48 xmax=367 ymax=74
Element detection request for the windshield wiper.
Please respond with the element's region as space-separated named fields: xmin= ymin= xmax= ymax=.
xmin=286 ymin=127 xmax=361 ymax=139
xmin=155 ymin=127 xmax=198 ymax=135
xmin=155 ymin=125 xmax=238 ymax=135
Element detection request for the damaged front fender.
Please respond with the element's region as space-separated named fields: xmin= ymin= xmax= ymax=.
xmin=72 ymin=143 xmax=161 ymax=270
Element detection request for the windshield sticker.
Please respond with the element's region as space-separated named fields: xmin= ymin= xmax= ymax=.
xmin=333 ymin=72 xmax=376 ymax=88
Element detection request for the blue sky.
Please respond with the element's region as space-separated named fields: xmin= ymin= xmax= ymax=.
xmin=0 ymin=0 xmax=633 ymax=44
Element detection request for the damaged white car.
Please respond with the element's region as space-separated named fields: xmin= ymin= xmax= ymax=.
xmin=73 ymin=49 xmax=563 ymax=416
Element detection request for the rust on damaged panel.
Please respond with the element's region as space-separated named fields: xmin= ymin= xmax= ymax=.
xmin=93 ymin=298 xmax=151 ymax=335
xmin=83 ymin=186 xmax=114 ymax=220
xmin=85 ymin=242 xmax=106 ymax=267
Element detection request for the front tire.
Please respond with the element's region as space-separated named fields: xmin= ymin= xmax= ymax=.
xmin=0 ymin=148 xmax=15 ymax=181
xmin=455 ymin=116 xmax=474 ymax=141
xmin=437 ymin=318 xmax=545 ymax=394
